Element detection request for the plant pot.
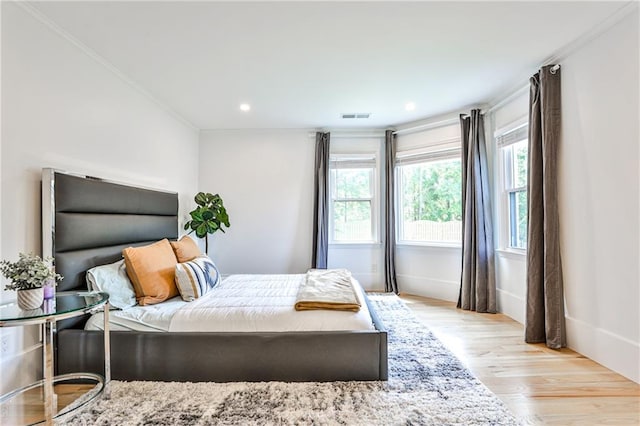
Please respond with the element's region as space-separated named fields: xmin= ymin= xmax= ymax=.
xmin=17 ymin=287 xmax=44 ymax=310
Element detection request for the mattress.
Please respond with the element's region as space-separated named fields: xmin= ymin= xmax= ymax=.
xmin=85 ymin=274 xmax=375 ymax=332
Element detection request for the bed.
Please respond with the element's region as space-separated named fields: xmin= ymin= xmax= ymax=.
xmin=42 ymin=169 xmax=388 ymax=382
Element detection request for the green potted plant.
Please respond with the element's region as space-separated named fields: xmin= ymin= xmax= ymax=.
xmin=0 ymin=253 xmax=63 ymax=310
xmin=183 ymin=192 xmax=230 ymax=255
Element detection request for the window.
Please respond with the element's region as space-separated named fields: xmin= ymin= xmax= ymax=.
xmin=497 ymin=124 xmax=528 ymax=250
xmin=396 ymin=142 xmax=462 ymax=244
xmin=329 ymin=155 xmax=377 ymax=243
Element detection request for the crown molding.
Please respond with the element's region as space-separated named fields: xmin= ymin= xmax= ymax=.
xmin=486 ymin=1 xmax=638 ymax=113
xmin=540 ymin=1 xmax=638 ymax=71
xmin=16 ymin=2 xmax=199 ymax=132
xmin=308 ymin=129 xmax=388 ymax=138
xmin=15 ymin=1 xmax=636 ymax=134
xmin=392 ymin=102 xmax=489 ymax=136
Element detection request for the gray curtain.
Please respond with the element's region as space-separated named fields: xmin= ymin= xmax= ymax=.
xmin=312 ymin=132 xmax=330 ymax=269
xmin=525 ymin=65 xmax=566 ymax=349
xmin=458 ymin=110 xmax=496 ymax=313
xmin=384 ymin=130 xmax=399 ymax=294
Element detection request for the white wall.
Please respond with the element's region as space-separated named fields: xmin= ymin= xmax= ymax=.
xmin=395 ymin=123 xmax=462 ymax=301
xmin=0 ymin=3 xmax=199 ymax=393
xmin=489 ymin=12 xmax=639 ymax=382
xmin=199 ymin=131 xmax=386 ymax=291
xmin=559 ymin=12 xmax=639 ymax=383
xmin=0 ymin=0 xmax=3 ymax=289
xmin=199 ymin=125 xmax=463 ymax=295
xmin=199 ymin=129 xmax=314 ymax=275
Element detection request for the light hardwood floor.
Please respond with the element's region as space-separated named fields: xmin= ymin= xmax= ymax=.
xmin=0 ymin=382 xmax=97 ymax=425
xmin=401 ymin=294 xmax=640 ymax=425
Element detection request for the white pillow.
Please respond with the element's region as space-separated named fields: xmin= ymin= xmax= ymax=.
xmin=175 ymin=255 xmax=220 ymax=302
xmin=86 ymin=259 xmax=137 ymax=309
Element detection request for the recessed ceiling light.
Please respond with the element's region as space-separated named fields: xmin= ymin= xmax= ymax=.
xmin=405 ymin=102 xmax=416 ymax=111
xmin=239 ymin=103 xmax=251 ymax=112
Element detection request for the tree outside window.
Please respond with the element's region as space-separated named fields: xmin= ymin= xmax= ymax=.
xmin=503 ymin=139 xmax=528 ymax=249
xmin=397 ymin=151 xmax=462 ymax=244
xmin=496 ymin=123 xmax=529 ymax=250
xmin=329 ymin=155 xmax=377 ymax=243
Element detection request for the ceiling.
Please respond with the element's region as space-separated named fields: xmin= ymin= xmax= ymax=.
xmin=30 ymin=1 xmax=629 ymax=130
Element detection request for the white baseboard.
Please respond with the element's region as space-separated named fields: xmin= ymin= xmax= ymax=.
xmin=496 ymin=290 xmax=638 ymax=383
xmin=496 ymin=288 xmax=525 ymax=324
xmin=398 ymin=278 xmax=639 ymax=384
xmin=397 ymin=274 xmax=458 ymax=302
xmin=0 ymin=344 xmax=42 ymax=395
xmin=565 ymin=315 xmax=640 ymax=384
xmin=352 ymin=272 xmax=385 ymax=292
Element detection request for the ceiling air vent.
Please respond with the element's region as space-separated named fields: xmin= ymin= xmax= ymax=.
xmin=341 ymin=113 xmax=371 ymax=119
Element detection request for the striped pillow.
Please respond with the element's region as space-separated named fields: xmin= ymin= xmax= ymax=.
xmin=174 ymin=256 xmax=221 ymax=302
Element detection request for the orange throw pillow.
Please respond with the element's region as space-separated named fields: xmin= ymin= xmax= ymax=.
xmin=170 ymin=235 xmax=202 ymax=263
xmin=123 ymin=239 xmax=179 ymax=305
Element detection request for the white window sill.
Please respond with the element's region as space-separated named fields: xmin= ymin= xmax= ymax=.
xmin=496 ymin=248 xmax=527 ymax=260
xmin=396 ymin=242 xmax=462 ymax=250
xmin=329 ymin=242 xmax=382 ymax=249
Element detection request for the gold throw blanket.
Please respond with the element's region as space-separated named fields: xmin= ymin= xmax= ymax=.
xmin=294 ymin=269 xmax=361 ymax=312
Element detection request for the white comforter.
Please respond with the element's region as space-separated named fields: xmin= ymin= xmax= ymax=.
xmin=86 ymin=274 xmax=375 ymax=332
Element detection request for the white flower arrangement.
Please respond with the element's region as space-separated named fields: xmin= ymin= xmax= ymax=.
xmin=0 ymin=252 xmax=63 ymax=291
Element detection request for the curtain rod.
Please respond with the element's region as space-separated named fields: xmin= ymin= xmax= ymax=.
xmin=485 ymin=63 xmax=560 ymax=114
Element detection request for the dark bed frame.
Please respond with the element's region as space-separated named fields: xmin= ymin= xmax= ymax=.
xmin=43 ymin=169 xmax=388 ymax=382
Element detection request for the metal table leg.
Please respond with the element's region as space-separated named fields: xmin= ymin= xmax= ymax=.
xmin=43 ymin=320 xmax=55 ymax=425
xmin=103 ymin=302 xmax=111 ymax=399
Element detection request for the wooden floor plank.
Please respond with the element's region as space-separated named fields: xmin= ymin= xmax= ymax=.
xmin=0 ymin=383 xmax=98 ymax=425
xmin=401 ymin=294 xmax=640 ymax=425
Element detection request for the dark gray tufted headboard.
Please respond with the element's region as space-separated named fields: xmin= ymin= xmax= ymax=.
xmin=42 ymin=169 xmax=178 ymax=328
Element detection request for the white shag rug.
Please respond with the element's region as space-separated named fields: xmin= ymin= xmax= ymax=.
xmin=64 ymin=294 xmax=518 ymax=425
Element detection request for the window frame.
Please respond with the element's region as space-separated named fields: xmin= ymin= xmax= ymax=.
xmin=495 ymin=118 xmax=529 ymax=253
xmin=328 ymin=153 xmax=379 ymax=245
xmin=395 ymin=138 xmax=463 ymax=247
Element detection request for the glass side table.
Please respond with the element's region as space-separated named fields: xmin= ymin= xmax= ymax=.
xmin=0 ymin=291 xmax=110 ymax=425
